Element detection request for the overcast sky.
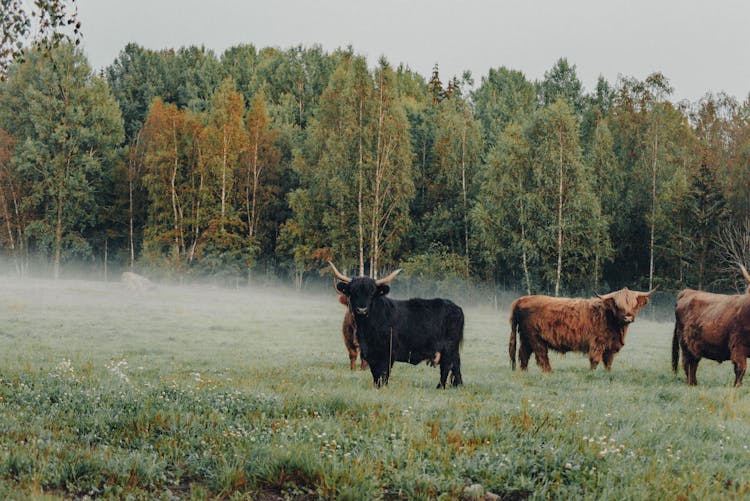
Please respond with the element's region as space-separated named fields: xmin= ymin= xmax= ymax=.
xmin=76 ymin=0 xmax=750 ymax=103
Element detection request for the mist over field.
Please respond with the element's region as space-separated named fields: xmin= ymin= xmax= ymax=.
xmin=0 ymin=269 xmax=679 ymax=376
xmin=1 ymin=273 xmax=750 ymax=498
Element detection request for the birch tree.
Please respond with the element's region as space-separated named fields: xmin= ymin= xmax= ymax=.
xmin=431 ymin=90 xmax=482 ymax=276
xmin=527 ymin=100 xmax=606 ymax=295
xmin=0 ymin=43 xmax=123 ymax=278
xmin=141 ymin=98 xmax=202 ymax=270
xmin=368 ymin=58 xmax=414 ymax=277
xmin=473 ymin=121 xmax=535 ymax=292
xmin=243 ymin=91 xmax=280 ymax=257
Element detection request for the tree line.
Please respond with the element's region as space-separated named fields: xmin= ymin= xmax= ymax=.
xmin=0 ymin=42 xmax=748 ymax=295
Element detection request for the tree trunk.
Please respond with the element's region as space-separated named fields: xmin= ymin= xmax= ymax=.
xmin=0 ymin=180 xmax=19 ymax=276
xmin=649 ymin=131 xmax=658 ymax=292
xmin=10 ymin=182 xmax=25 ymax=277
xmin=220 ymin=126 xmax=228 ymax=232
xmin=555 ymin=128 xmax=564 ymax=297
xmin=250 ymin=127 xmax=260 ymax=239
xmin=370 ymin=79 xmax=385 ymax=279
xmin=54 ymin=176 xmax=63 ymax=280
xmin=127 ymin=132 xmax=141 ymax=272
xmin=54 ymin=153 xmax=72 ymax=281
xmin=171 ymin=118 xmax=181 ymax=257
xmin=518 ymin=178 xmax=531 ymax=295
xmin=461 ymin=107 xmax=469 ymax=278
xmin=188 ymin=171 xmax=203 ymax=263
xmin=521 ymin=220 xmax=531 ymax=296
xmin=128 ymin=173 xmax=135 ymax=271
xmin=358 ymin=96 xmax=365 ymax=276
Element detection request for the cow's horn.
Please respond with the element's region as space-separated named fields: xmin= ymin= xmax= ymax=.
xmin=328 ymin=261 xmax=352 ymax=283
xmin=642 ymin=285 xmax=659 ymax=296
xmin=740 ymin=265 xmax=750 ymax=285
xmin=375 ymin=268 xmax=402 ymax=286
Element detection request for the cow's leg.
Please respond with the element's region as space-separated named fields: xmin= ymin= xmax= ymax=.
xmin=589 ymin=346 xmax=604 ymax=370
xmin=369 ymin=361 xmax=390 ymax=388
xmin=688 ymin=359 xmax=699 ymax=386
xmin=518 ymin=340 xmax=532 ymax=371
xmin=343 ymin=320 xmax=358 ymax=370
xmin=359 ymin=353 xmax=368 ymax=370
xmin=602 ymin=349 xmax=616 ymax=370
xmin=448 ymin=352 xmax=463 ymax=387
xmin=731 ymin=349 xmax=747 ymax=387
xmin=437 ymin=362 xmax=450 ymax=389
xmin=534 ymin=345 xmax=552 ymax=373
xmin=682 ymin=351 xmax=699 ymax=386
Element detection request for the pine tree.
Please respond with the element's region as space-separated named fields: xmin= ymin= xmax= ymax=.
xmin=472 ymin=67 xmax=536 ymax=152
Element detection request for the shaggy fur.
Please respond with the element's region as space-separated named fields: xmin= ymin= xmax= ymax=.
xmin=336 ymin=277 xmax=464 ymax=388
xmin=509 ymin=288 xmax=652 ymax=372
xmin=672 ymin=288 xmax=750 ymax=387
xmin=338 ymin=295 xmax=367 ymax=370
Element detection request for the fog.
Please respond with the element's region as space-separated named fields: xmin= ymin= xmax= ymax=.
xmin=0 ymin=258 xmax=679 ymax=338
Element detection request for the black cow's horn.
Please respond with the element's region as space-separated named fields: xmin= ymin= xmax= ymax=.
xmin=328 ymin=261 xmax=352 ymax=283
xmin=375 ymin=268 xmax=402 ymax=286
xmin=741 ymin=265 xmax=750 ymax=285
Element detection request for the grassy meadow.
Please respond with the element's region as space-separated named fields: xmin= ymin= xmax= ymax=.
xmin=0 ymin=277 xmax=749 ymax=500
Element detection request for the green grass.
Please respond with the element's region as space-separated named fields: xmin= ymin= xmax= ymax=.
xmin=0 ymin=277 xmax=749 ymax=499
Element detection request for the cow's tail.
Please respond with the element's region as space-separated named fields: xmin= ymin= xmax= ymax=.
xmin=509 ymin=301 xmax=518 ymax=370
xmin=458 ymin=309 xmax=465 ymax=350
xmin=672 ymin=291 xmax=687 ymax=373
xmin=671 ymin=319 xmax=681 ymax=374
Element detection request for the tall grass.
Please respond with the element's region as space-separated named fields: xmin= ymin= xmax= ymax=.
xmin=0 ymin=277 xmax=748 ymax=499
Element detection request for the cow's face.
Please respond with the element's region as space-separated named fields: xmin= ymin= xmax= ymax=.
xmin=599 ymin=287 xmax=652 ymax=324
xmin=336 ymin=278 xmax=390 ymax=317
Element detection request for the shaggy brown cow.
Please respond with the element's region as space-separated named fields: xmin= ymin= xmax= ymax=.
xmin=338 ymin=293 xmax=368 ymax=370
xmin=672 ymin=265 xmax=750 ymax=387
xmin=509 ymin=287 xmax=655 ymax=372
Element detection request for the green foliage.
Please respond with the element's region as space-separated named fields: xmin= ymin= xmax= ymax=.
xmin=539 ymin=58 xmax=585 ymax=116
xmin=0 ymin=0 xmax=81 ymax=77
xmin=402 ymin=242 xmax=468 ymax=290
xmin=0 ymin=43 xmax=124 ymax=277
xmin=472 ymin=121 xmax=534 ymax=287
xmin=474 ymin=102 xmax=609 ymax=295
xmin=281 ymin=55 xmax=415 ymax=280
xmin=0 ymin=40 xmax=747 ymax=293
xmin=472 ymin=67 xmax=536 ymax=152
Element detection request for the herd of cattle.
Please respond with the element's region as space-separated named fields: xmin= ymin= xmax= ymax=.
xmin=329 ymin=261 xmax=750 ymax=389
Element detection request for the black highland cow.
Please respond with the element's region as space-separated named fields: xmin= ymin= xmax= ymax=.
xmin=330 ymin=262 xmax=464 ymax=388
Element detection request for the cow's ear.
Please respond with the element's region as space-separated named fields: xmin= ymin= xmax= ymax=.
xmin=601 ymin=297 xmax=616 ymax=312
xmin=336 ymin=281 xmax=350 ymax=296
xmin=377 ymin=284 xmax=390 ymax=296
xmin=636 ymin=295 xmax=650 ymax=308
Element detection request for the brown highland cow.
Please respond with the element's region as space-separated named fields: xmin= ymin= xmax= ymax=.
xmin=509 ymin=287 xmax=655 ymax=372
